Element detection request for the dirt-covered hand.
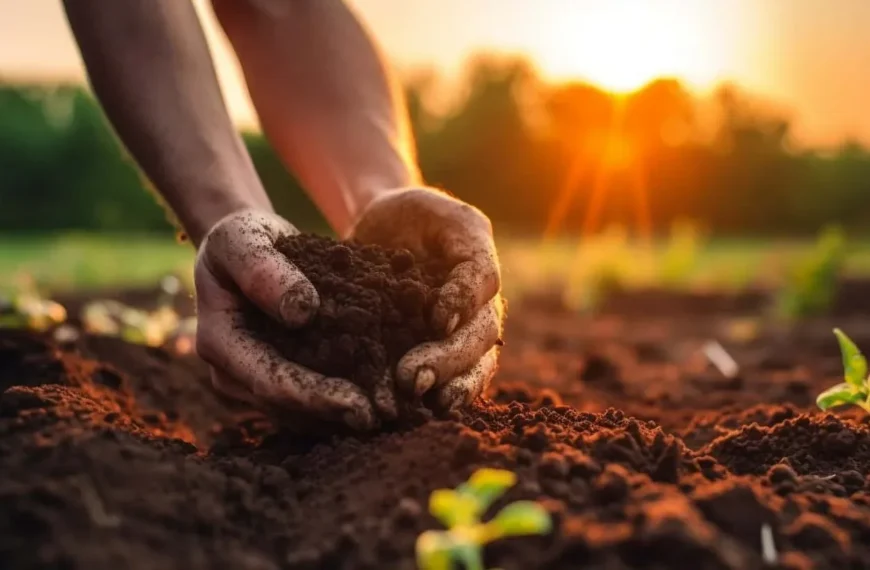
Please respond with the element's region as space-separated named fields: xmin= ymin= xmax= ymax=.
xmin=194 ymin=209 xmax=376 ymax=430
xmin=349 ymin=187 xmax=503 ymax=411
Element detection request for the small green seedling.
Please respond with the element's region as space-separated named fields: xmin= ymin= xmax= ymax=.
xmin=81 ymin=300 xmax=192 ymax=348
xmin=777 ymin=225 xmax=846 ymax=319
xmin=816 ymin=328 xmax=870 ymax=413
xmin=0 ymin=290 xmax=67 ymax=332
xmin=80 ymin=275 xmax=194 ymax=349
xmin=416 ymin=468 xmax=552 ymax=570
xmin=659 ymin=219 xmax=704 ymax=288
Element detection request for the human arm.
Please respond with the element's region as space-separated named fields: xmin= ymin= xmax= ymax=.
xmin=212 ymin=0 xmax=503 ymax=410
xmin=63 ymin=0 xmax=268 ymax=246
xmin=211 ymin=0 xmax=420 ymax=236
xmin=62 ymin=0 xmax=376 ymax=429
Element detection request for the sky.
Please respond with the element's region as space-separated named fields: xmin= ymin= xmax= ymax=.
xmin=2 ymin=0 xmax=870 ymax=146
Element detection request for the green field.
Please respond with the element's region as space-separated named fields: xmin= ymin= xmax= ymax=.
xmin=0 ymin=234 xmax=194 ymax=293
xmin=3 ymin=232 xmax=870 ymax=299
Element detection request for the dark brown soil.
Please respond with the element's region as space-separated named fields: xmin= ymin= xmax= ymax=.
xmin=244 ymin=234 xmax=448 ymax=397
xmin=5 ymin=283 xmax=870 ymax=569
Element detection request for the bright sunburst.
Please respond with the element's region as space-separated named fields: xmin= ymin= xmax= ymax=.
xmin=535 ymin=0 xmax=727 ymax=93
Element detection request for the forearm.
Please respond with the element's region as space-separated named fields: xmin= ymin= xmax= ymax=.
xmin=212 ymin=0 xmax=421 ymax=236
xmin=63 ymin=0 xmax=271 ymax=245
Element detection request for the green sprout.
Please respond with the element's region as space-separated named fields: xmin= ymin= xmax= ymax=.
xmin=659 ymin=219 xmax=704 ymax=287
xmin=0 ymin=290 xmax=67 ymax=332
xmin=578 ymin=260 xmax=625 ymax=312
xmin=416 ymin=468 xmax=552 ymax=570
xmin=80 ymin=274 xmax=196 ymax=350
xmin=777 ymin=225 xmax=846 ymax=319
xmin=816 ymin=328 xmax=870 ymax=413
xmin=81 ymin=300 xmax=194 ymax=349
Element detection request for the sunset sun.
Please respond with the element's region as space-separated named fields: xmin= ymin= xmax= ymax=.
xmin=534 ymin=0 xmax=728 ymax=93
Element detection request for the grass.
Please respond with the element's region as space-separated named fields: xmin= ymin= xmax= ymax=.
xmin=5 ymin=230 xmax=870 ymax=298
xmin=499 ymin=232 xmax=870 ymax=304
xmin=0 ymin=233 xmax=194 ymax=294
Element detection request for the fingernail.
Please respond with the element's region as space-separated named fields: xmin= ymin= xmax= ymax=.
xmin=446 ymin=313 xmax=460 ymax=336
xmin=415 ymin=367 xmax=437 ymax=396
xmin=343 ymin=409 xmax=373 ymax=431
xmin=280 ymin=281 xmax=318 ymax=326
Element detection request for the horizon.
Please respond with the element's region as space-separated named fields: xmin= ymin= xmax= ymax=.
xmin=2 ymin=0 xmax=870 ymax=147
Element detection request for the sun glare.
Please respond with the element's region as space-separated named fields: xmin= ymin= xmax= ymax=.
xmin=534 ymin=0 xmax=726 ymax=94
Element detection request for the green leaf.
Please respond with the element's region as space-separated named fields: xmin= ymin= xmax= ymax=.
xmin=429 ymin=489 xmax=480 ymax=528
xmin=451 ymin=542 xmax=485 ymax=570
xmin=833 ymin=328 xmax=867 ymax=388
xmin=415 ymin=531 xmax=454 ymax=570
xmin=816 ymin=382 xmax=864 ymax=410
xmin=486 ymin=501 xmax=553 ymax=541
xmin=457 ymin=468 xmax=517 ymax=513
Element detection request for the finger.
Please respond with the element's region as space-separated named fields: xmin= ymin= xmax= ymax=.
xmin=197 ymin=311 xmax=377 ymax=431
xmin=203 ymin=210 xmax=319 ymax=327
xmin=397 ymin=298 xmax=500 ymax=396
xmin=432 ymin=249 xmax=500 ymax=335
xmin=211 ymin=369 xmax=257 ymax=406
xmin=434 ymin=347 xmax=499 ymax=412
xmin=372 ymin=370 xmax=399 ymax=421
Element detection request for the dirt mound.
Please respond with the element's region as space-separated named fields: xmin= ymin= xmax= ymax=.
xmin=244 ymin=234 xmax=448 ymax=398
xmin=3 ymin=292 xmax=870 ymax=568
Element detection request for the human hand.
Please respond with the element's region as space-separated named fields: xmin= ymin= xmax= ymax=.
xmin=349 ymin=187 xmax=504 ymax=411
xmin=194 ymin=209 xmax=377 ymax=431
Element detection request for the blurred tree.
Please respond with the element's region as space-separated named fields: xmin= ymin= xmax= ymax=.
xmin=624 ymin=78 xmax=695 ymax=149
xmin=416 ymin=54 xmax=561 ymax=232
xmin=3 ymin=60 xmax=870 ymax=238
xmin=0 ymin=83 xmax=169 ymax=232
xmin=707 ymin=83 xmax=796 ymax=233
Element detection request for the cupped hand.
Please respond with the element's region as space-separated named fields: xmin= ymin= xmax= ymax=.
xmin=194 ymin=209 xmax=377 ymax=431
xmin=349 ymin=187 xmax=504 ymax=411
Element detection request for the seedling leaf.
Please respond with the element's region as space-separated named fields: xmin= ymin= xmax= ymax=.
xmin=487 ymin=501 xmax=553 ymax=539
xmin=457 ymin=468 xmax=517 ymax=513
xmin=429 ymin=489 xmax=478 ymax=528
xmin=452 ymin=542 xmax=485 ymax=570
xmin=416 ymin=469 xmax=552 ymax=570
xmin=816 ymin=383 xmax=863 ymax=410
xmin=415 ymin=531 xmax=453 ymax=570
xmin=833 ymin=328 xmax=867 ymax=388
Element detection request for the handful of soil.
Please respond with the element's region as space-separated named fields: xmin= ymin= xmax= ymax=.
xmin=244 ymin=233 xmax=450 ymax=410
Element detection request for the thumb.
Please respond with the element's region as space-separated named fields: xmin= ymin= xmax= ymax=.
xmin=274 ymin=271 xmax=320 ymax=327
xmin=201 ymin=210 xmax=320 ymax=327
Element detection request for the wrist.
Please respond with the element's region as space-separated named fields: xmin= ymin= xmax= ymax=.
xmin=340 ymin=167 xmax=422 ymax=238
xmin=183 ymin=185 xmax=273 ymax=247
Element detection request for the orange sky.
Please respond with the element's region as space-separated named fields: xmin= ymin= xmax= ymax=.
xmin=2 ymin=0 xmax=870 ymax=146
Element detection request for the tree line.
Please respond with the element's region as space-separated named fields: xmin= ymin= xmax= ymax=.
xmin=2 ymin=53 xmax=869 ymax=237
